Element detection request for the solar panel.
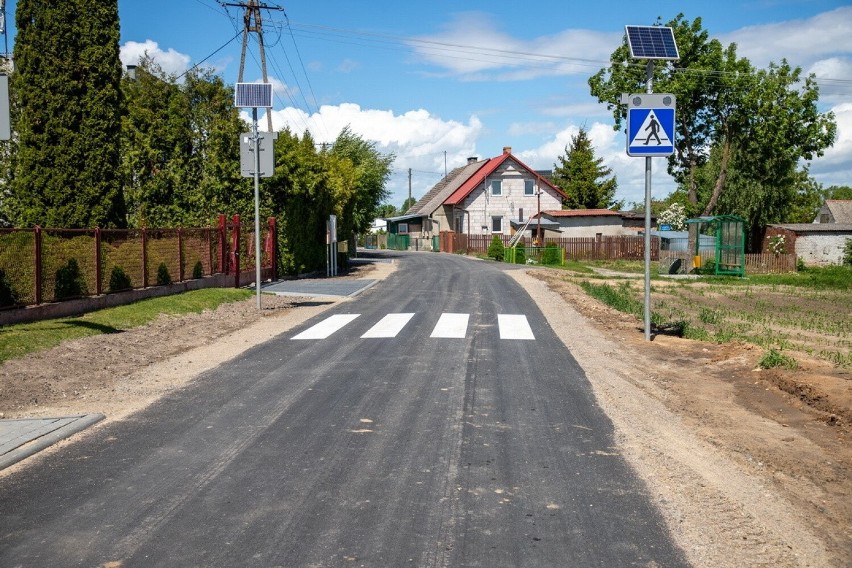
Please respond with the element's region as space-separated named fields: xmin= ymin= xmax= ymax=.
xmin=234 ymin=82 xmax=273 ymax=108
xmin=625 ymin=26 xmax=679 ymax=60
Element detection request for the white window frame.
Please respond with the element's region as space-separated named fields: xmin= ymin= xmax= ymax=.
xmin=524 ymin=179 xmax=535 ymax=196
xmin=490 ymin=180 xmax=502 ymax=196
xmin=491 ymin=216 xmax=503 ymax=234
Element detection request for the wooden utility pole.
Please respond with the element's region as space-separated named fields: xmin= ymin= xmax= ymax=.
xmin=220 ymin=0 xmax=283 ymax=132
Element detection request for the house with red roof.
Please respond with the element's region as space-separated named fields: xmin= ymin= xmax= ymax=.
xmin=388 ymin=147 xmax=567 ymax=244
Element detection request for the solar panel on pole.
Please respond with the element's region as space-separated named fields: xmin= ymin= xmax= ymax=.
xmin=625 ymin=26 xmax=679 ymax=61
xmin=234 ymin=82 xmax=273 ymax=108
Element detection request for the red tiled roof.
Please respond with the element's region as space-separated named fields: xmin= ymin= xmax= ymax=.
xmin=443 ymin=152 xmax=566 ymax=206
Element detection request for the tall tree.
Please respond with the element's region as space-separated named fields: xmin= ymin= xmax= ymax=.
xmin=551 ymin=127 xmax=619 ymax=209
xmin=10 ymin=0 xmax=126 ymax=228
xmin=588 ymin=14 xmax=835 ymax=220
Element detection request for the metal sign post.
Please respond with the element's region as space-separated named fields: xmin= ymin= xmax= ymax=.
xmin=623 ymin=25 xmax=679 ymax=341
xmin=234 ymin=82 xmax=274 ymax=309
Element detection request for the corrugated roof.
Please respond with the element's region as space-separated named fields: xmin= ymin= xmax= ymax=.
xmin=407 ymin=159 xmax=488 ymax=216
xmin=542 ymin=209 xmax=621 ymax=218
xmin=770 ymin=223 xmax=852 ymax=232
xmin=825 ymin=200 xmax=852 ymax=223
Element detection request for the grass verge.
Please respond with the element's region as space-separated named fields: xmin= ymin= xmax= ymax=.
xmin=0 ymin=288 xmax=253 ymax=364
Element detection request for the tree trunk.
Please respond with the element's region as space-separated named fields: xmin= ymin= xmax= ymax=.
xmin=702 ymin=136 xmax=731 ymax=216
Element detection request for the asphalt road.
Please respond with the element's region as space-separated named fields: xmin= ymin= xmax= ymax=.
xmin=0 ymin=251 xmax=687 ymax=567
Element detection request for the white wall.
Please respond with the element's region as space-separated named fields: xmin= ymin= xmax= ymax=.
xmin=795 ymin=232 xmax=850 ymax=266
xmin=462 ymin=162 xmax=561 ymax=234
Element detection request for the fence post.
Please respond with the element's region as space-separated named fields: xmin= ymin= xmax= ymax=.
xmin=178 ymin=228 xmax=185 ymax=282
xmin=141 ymin=228 xmax=148 ymax=288
xmin=34 ymin=225 xmax=42 ymax=305
xmin=95 ymin=227 xmax=102 ymax=296
xmin=267 ymin=217 xmax=277 ymax=281
xmin=218 ymin=214 xmax=227 ymax=274
xmin=232 ymin=214 xmax=240 ymax=288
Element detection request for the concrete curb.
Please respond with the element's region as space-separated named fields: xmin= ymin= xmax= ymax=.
xmin=0 ymin=413 xmax=105 ymax=470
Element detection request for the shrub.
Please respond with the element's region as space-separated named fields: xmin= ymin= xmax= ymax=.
xmin=487 ymin=235 xmax=504 ymax=261
xmin=0 ymin=268 xmax=19 ymax=307
xmin=54 ymin=258 xmax=88 ymax=300
xmin=513 ymin=247 xmax=526 ymax=264
xmin=192 ymin=261 xmax=204 ymax=279
xmin=156 ymin=262 xmax=172 ymax=286
xmin=844 ymin=238 xmax=852 ymax=266
xmin=108 ymin=266 xmax=132 ymax=293
xmin=541 ymin=243 xmax=562 ymax=265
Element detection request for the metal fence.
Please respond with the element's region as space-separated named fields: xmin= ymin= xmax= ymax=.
xmin=0 ymin=214 xmax=278 ymax=309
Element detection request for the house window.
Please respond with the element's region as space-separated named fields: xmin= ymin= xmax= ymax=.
xmin=490 ymin=180 xmax=502 ymax=196
xmin=524 ymin=179 xmax=535 ymax=196
xmin=399 ymin=222 xmax=409 ymax=234
xmin=820 ymin=213 xmax=830 ymax=223
xmin=491 ymin=216 xmax=503 ymax=233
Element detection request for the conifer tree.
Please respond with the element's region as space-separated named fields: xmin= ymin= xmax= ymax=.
xmin=10 ymin=0 xmax=125 ymax=228
xmin=552 ymin=127 xmax=619 ymax=210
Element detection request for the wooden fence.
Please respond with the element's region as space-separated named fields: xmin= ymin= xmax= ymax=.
xmin=660 ymin=251 xmax=796 ymax=274
xmin=443 ymin=232 xmax=659 ymax=260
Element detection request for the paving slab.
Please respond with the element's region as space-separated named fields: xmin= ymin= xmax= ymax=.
xmin=0 ymin=414 xmax=104 ymax=470
xmin=262 ymin=279 xmax=378 ymax=298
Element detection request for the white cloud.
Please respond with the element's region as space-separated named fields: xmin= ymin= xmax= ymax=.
xmin=410 ymin=12 xmax=618 ymax=80
xmin=260 ymin=103 xmax=483 ymax=205
xmin=809 ymin=102 xmax=852 ymax=187
xmin=721 ymin=6 xmax=852 ymax=69
xmin=120 ymin=40 xmax=191 ymax=77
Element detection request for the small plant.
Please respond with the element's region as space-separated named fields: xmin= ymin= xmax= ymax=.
xmin=514 ymin=247 xmax=526 ymax=264
xmin=844 ymin=238 xmax=852 ymax=266
xmin=108 ymin=266 xmax=132 ymax=293
xmin=156 ymin=262 xmax=172 ymax=286
xmin=192 ymin=261 xmax=204 ymax=279
xmin=54 ymin=258 xmax=88 ymax=300
xmin=487 ymin=234 xmax=505 ymax=262
xmin=541 ymin=242 xmax=562 ymax=265
xmin=0 ymin=268 xmax=19 ymax=307
xmin=759 ymin=348 xmax=798 ymax=370
xmin=768 ymin=235 xmax=787 ymax=256
xmin=796 ymin=256 xmax=806 ymax=272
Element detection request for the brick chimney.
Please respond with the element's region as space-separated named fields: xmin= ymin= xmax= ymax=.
xmin=467 ymin=156 xmax=478 ymax=164
xmin=503 ymin=146 xmax=512 ymax=155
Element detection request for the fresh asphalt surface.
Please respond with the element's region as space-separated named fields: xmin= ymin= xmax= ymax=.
xmin=0 ymin=251 xmax=688 ymax=567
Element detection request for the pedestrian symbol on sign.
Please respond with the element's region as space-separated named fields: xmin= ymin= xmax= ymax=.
xmin=630 ymin=110 xmax=670 ymax=147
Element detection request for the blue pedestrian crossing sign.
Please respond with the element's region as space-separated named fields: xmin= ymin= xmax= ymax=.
xmin=626 ymin=93 xmax=676 ymax=157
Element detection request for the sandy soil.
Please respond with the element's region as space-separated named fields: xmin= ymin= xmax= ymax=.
xmin=0 ymin=259 xmax=849 ymax=566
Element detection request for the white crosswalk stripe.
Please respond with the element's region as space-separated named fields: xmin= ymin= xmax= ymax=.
xmin=430 ymin=313 xmax=470 ymax=338
xmin=291 ymin=312 xmax=535 ymax=341
xmin=291 ymin=314 xmax=360 ymax=340
xmin=361 ymin=313 xmax=415 ymax=338
xmin=498 ymin=314 xmax=535 ymax=340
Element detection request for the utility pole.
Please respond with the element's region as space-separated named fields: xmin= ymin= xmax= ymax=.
xmin=408 ymin=168 xmax=412 ymax=211
xmin=221 ymin=0 xmax=283 ymax=132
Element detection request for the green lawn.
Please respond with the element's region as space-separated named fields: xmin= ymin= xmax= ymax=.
xmin=0 ymin=288 xmax=253 ymax=363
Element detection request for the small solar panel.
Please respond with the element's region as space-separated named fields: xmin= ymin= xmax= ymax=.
xmin=625 ymin=26 xmax=679 ymax=60
xmin=234 ymin=82 xmax=273 ymax=108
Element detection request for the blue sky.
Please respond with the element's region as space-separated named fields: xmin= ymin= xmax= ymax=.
xmin=4 ymin=1 xmax=851 ymax=208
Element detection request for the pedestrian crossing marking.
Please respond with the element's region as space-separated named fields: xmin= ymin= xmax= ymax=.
xmin=430 ymin=313 xmax=470 ymax=338
xmin=498 ymin=314 xmax=535 ymax=340
xmin=361 ymin=313 xmax=416 ymax=338
xmin=291 ymin=312 xmax=536 ymax=341
xmin=291 ymin=313 xmax=360 ymax=340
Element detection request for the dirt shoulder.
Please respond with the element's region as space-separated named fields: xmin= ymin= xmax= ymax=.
xmin=0 ymin=259 xmax=849 ymax=566
xmin=518 ymin=268 xmax=850 ymax=568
